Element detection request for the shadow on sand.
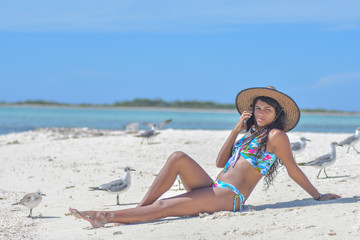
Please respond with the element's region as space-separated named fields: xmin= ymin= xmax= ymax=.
xmin=31 ymin=216 xmax=61 ymax=219
xmin=317 ymin=175 xmax=351 ymax=179
xmin=103 ymin=202 xmax=138 ymax=207
xmin=247 ymin=196 xmax=359 ymax=211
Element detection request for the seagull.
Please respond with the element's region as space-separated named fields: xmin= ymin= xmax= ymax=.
xmin=338 ymin=127 xmax=360 ymax=154
xmin=297 ymin=142 xmax=342 ymax=178
xmin=135 ymin=119 xmax=172 ymax=144
xmin=89 ymin=166 xmax=135 ymax=205
xmin=143 ymin=119 xmax=172 ymax=131
xmin=291 ymin=137 xmax=311 ymax=158
xmin=135 ymin=128 xmax=160 ymax=144
xmin=12 ymin=190 xmax=46 ymax=218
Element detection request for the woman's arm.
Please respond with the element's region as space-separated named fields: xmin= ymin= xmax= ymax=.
xmin=216 ymin=111 xmax=252 ymax=168
xmin=269 ymin=130 xmax=341 ymax=201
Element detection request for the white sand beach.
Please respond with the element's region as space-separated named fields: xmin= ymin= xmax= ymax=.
xmin=0 ymin=128 xmax=359 ymax=239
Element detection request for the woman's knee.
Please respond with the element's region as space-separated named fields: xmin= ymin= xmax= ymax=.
xmin=170 ymin=151 xmax=188 ymax=158
xmin=167 ymin=151 xmax=189 ymax=165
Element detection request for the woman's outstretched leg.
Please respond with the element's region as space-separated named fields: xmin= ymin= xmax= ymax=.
xmin=70 ymin=186 xmax=235 ymax=227
xmin=137 ymin=151 xmax=213 ymax=207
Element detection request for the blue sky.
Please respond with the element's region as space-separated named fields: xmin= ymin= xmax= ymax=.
xmin=1 ymin=0 xmax=360 ymax=111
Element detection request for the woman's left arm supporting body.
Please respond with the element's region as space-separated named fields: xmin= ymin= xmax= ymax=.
xmin=268 ymin=129 xmax=341 ymax=201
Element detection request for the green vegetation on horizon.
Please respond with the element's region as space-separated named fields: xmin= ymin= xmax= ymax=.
xmin=1 ymin=98 xmax=235 ymax=110
xmin=0 ymin=99 xmax=358 ymax=113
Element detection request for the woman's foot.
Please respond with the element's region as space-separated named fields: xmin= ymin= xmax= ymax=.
xmin=69 ymin=208 xmax=108 ymax=228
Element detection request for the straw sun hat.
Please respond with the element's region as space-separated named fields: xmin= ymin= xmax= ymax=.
xmin=235 ymin=86 xmax=300 ymax=132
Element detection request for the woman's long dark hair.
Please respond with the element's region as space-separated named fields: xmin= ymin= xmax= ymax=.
xmin=245 ymin=96 xmax=286 ymax=189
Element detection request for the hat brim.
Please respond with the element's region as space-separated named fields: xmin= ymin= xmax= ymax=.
xmin=235 ymin=87 xmax=300 ymax=132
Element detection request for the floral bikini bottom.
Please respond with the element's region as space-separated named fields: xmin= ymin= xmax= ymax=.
xmin=212 ymin=179 xmax=246 ymax=212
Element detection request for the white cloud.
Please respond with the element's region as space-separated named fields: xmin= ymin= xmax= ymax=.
xmin=0 ymin=0 xmax=360 ymax=32
xmin=316 ymin=72 xmax=360 ymax=87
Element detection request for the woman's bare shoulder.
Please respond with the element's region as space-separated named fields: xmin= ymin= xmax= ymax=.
xmin=268 ymin=128 xmax=287 ymax=139
xmin=268 ymin=129 xmax=290 ymax=148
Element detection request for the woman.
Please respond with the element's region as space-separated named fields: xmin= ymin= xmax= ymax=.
xmin=69 ymin=86 xmax=341 ymax=227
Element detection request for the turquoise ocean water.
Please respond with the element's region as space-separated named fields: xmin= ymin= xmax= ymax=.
xmin=0 ymin=106 xmax=359 ymax=135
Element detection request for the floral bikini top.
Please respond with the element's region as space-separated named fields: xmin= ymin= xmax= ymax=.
xmin=224 ymin=132 xmax=278 ymax=175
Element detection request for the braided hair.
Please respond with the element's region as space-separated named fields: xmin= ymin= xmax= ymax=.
xmin=245 ymin=96 xmax=286 ymax=189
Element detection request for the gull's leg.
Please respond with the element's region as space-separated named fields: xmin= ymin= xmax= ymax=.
xmin=324 ymin=168 xmax=329 ymax=178
xmin=117 ymin=195 xmax=120 ymax=205
xmin=178 ymin=179 xmax=184 ymax=190
xmin=317 ymin=168 xmax=323 ymax=178
xmin=353 ymin=145 xmax=360 ymax=154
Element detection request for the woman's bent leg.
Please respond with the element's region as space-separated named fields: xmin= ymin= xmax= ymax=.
xmin=70 ymin=187 xmax=235 ymax=227
xmin=138 ymin=151 xmax=213 ymax=207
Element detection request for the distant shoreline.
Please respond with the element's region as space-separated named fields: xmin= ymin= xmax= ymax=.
xmin=1 ymin=103 xmax=360 ymax=116
xmin=0 ymin=103 xmax=237 ymax=113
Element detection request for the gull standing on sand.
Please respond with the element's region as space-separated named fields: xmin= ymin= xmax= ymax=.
xmin=338 ymin=127 xmax=360 ymax=153
xmin=12 ymin=190 xmax=46 ymax=218
xmin=89 ymin=166 xmax=135 ymax=205
xmin=135 ymin=128 xmax=160 ymax=144
xmin=297 ymin=142 xmax=342 ymax=178
xmin=291 ymin=137 xmax=311 ymax=158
